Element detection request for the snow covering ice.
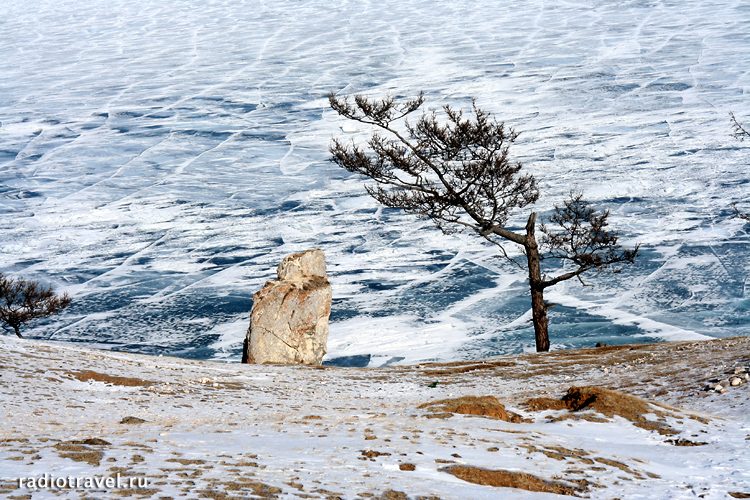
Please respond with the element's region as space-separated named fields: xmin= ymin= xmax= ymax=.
xmin=0 ymin=0 xmax=749 ymax=365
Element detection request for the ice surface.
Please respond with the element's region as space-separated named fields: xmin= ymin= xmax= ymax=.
xmin=0 ymin=0 xmax=748 ymax=364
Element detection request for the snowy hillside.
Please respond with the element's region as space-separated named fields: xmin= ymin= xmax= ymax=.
xmin=1 ymin=335 xmax=749 ymax=499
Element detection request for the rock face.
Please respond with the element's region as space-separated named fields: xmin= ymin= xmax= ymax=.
xmin=242 ymin=249 xmax=331 ymax=365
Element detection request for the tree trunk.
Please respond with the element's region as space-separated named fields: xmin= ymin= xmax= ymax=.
xmin=524 ymin=213 xmax=550 ymax=352
xmin=14 ymin=327 xmax=23 ymax=339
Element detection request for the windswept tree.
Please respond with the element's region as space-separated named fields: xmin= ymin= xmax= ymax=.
xmin=329 ymin=92 xmax=638 ymax=352
xmin=0 ymin=272 xmax=71 ymax=339
xmin=730 ymin=112 xmax=750 ymax=221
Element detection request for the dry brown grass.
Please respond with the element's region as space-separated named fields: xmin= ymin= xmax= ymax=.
xmin=64 ymin=370 xmax=154 ymax=387
xmin=166 ymin=458 xmax=206 ymax=466
xmin=57 ymin=450 xmax=103 ymax=467
xmin=420 ymin=361 xmax=516 ymax=377
xmin=443 ymin=466 xmax=585 ymax=496
xmin=525 ymin=386 xmax=679 ymax=435
xmin=53 ymin=438 xmax=111 ymax=467
xmin=196 ymin=479 xmax=282 ymax=499
xmin=419 ymin=396 xmax=523 ymax=423
xmin=361 ymin=450 xmax=391 ymax=458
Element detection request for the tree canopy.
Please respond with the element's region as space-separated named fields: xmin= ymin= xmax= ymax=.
xmin=330 ymin=92 xmax=638 ymax=351
xmin=0 ymin=272 xmax=71 ymax=339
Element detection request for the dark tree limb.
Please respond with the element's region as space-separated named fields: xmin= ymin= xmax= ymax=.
xmin=730 ymin=112 xmax=750 ymax=141
xmin=539 ymin=192 xmax=639 ymax=289
xmin=732 ymin=203 xmax=750 ymax=221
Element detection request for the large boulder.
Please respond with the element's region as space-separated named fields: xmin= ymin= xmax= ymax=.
xmin=242 ymin=249 xmax=331 ymax=365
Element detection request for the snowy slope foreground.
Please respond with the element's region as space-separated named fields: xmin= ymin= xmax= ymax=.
xmin=1 ymin=336 xmax=749 ymax=499
xmin=1 ymin=0 xmax=749 ymax=362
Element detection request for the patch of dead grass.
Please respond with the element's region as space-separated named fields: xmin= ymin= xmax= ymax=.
xmin=379 ymin=490 xmax=409 ymax=500
xmin=524 ymin=386 xmax=678 ymax=434
xmin=111 ymin=488 xmax=160 ymax=497
xmin=443 ymin=466 xmax=585 ymax=496
xmin=594 ymin=457 xmax=642 ymax=478
xmin=520 ymin=444 xmax=592 ymax=463
xmin=53 ymin=438 xmax=110 ymax=467
xmin=213 ymin=381 xmax=245 ymax=390
xmin=64 ymin=370 xmax=154 ymax=387
xmin=665 ymin=438 xmax=707 ymax=446
xmin=419 ymin=396 xmax=523 ymax=423
xmin=166 ymin=458 xmax=206 ymax=466
xmin=421 ymin=361 xmax=516 ymax=377
xmin=58 ymin=451 xmax=103 ymax=467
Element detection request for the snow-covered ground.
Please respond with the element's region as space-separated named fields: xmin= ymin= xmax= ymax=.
xmin=1 ymin=0 xmax=749 ymax=363
xmin=1 ymin=335 xmax=749 ymax=499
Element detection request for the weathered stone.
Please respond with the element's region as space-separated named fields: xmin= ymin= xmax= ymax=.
xmin=277 ymin=249 xmax=327 ymax=280
xmin=243 ymin=249 xmax=331 ymax=365
xmin=730 ymin=377 xmax=742 ymax=386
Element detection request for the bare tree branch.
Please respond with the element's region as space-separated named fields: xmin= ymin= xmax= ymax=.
xmin=729 ymin=113 xmax=749 ymax=220
xmin=732 ymin=203 xmax=750 ymax=221
xmin=539 ymin=192 xmax=639 ymax=289
xmin=730 ymin=112 xmax=750 ymax=141
xmin=329 ymin=91 xmax=539 ymax=234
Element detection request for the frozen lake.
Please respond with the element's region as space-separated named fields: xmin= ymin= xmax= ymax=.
xmin=1 ymin=0 xmax=748 ymax=365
